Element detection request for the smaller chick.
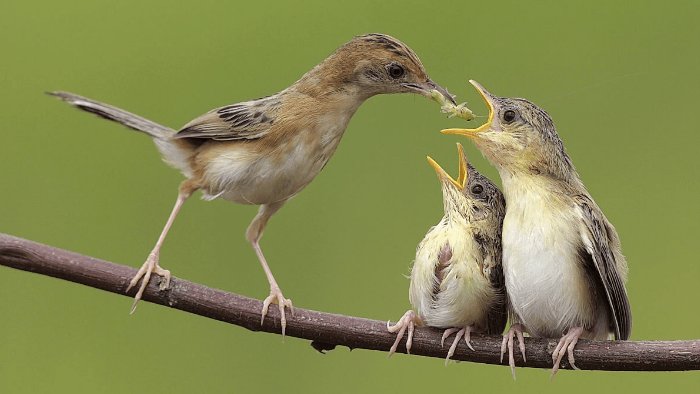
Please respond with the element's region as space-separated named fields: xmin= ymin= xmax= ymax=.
xmin=388 ymin=143 xmax=507 ymax=363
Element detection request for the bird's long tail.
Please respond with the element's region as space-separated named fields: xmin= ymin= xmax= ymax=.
xmin=47 ymin=91 xmax=176 ymax=140
xmin=48 ymin=91 xmax=193 ymax=177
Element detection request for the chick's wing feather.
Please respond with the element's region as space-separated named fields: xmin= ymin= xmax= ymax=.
xmin=574 ymin=194 xmax=632 ymax=340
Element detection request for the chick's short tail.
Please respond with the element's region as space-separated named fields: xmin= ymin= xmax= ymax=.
xmin=48 ymin=91 xmax=194 ymax=177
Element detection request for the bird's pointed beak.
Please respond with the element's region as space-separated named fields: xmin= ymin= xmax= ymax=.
xmin=427 ymin=143 xmax=468 ymax=190
xmin=405 ymin=77 xmax=457 ymax=104
xmin=441 ymin=80 xmax=495 ymax=139
xmin=456 ymin=142 xmax=469 ymax=188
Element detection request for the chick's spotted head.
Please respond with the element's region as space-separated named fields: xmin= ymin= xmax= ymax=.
xmin=441 ymin=80 xmax=565 ymax=174
xmin=427 ymin=143 xmax=504 ymax=223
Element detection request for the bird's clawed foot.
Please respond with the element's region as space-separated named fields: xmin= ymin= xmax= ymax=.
xmin=441 ymin=325 xmax=474 ymax=365
xmin=501 ymin=323 xmax=526 ymax=380
xmin=261 ymin=285 xmax=294 ymax=340
xmin=126 ymin=251 xmax=171 ymax=314
xmin=387 ymin=310 xmax=420 ymax=358
xmin=551 ymin=326 xmax=583 ymax=380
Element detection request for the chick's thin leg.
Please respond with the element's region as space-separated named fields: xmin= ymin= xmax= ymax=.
xmin=386 ymin=310 xmax=420 ymax=357
xmin=246 ymin=201 xmax=294 ymax=339
xmin=127 ymin=192 xmax=189 ymax=312
xmin=551 ymin=326 xmax=583 ymax=380
xmin=501 ymin=323 xmax=526 ymax=380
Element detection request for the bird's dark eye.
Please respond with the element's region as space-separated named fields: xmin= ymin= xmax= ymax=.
xmin=503 ymin=110 xmax=517 ymax=123
xmin=387 ymin=63 xmax=405 ymax=79
xmin=471 ymin=184 xmax=484 ymax=194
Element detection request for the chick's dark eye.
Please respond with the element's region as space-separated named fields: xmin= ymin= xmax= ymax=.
xmin=387 ymin=63 xmax=405 ymax=79
xmin=503 ymin=110 xmax=517 ymax=123
xmin=471 ymin=184 xmax=484 ymax=194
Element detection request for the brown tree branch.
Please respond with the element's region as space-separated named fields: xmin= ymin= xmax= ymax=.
xmin=1 ymin=233 xmax=698 ymax=372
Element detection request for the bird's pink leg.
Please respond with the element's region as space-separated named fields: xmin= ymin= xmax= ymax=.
xmin=551 ymin=326 xmax=584 ymax=380
xmin=386 ymin=310 xmax=420 ymax=357
xmin=246 ymin=201 xmax=293 ymax=339
xmin=251 ymin=240 xmax=294 ymax=337
xmin=500 ymin=323 xmax=526 ymax=380
xmin=127 ymin=192 xmax=190 ymax=313
xmin=441 ymin=325 xmax=474 ymax=365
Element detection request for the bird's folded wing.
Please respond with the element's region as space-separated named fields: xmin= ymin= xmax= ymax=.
xmin=483 ymin=252 xmax=508 ymax=335
xmin=175 ymin=94 xmax=283 ymax=141
xmin=574 ymin=194 xmax=632 ymax=340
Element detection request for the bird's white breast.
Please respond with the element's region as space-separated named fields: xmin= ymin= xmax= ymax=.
xmin=202 ymin=112 xmax=352 ymax=205
xmin=501 ymin=175 xmax=591 ymax=338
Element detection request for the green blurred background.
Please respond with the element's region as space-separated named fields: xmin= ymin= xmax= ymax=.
xmin=1 ymin=0 xmax=698 ymax=392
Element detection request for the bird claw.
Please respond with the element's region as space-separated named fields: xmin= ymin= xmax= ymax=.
xmin=126 ymin=251 xmax=171 ymax=314
xmin=441 ymin=326 xmax=474 ymax=366
xmin=387 ymin=310 xmax=419 ymax=358
xmin=500 ymin=324 xmax=526 ymax=380
xmin=261 ymin=286 xmax=294 ymax=341
xmin=551 ymin=326 xmax=584 ymax=380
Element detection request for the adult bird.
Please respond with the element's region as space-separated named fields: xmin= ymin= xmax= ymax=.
xmin=443 ymin=80 xmax=631 ymax=379
xmin=388 ymin=143 xmax=506 ymax=363
xmin=49 ymin=33 xmax=455 ymax=337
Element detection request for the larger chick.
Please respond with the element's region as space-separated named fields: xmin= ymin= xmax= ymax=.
xmin=388 ymin=143 xmax=507 ymax=363
xmin=443 ymin=81 xmax=631 ymax=379
xmin=49 ymin=33 xmax=455 ymax=337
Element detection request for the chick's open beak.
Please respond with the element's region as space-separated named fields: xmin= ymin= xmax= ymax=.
xmin=406 ymin=77 xmax=456 ymax=104
xmin=427 ymin=143 xmax=469 ymax=190
xmin=441 ymin=80 xmax=495 ymax=138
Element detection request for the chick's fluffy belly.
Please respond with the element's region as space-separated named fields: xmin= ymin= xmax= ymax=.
xmin=410 ymin=221 xmax=494 ymax=328
xmin=502 ymin=175 xmax=603 ymax=338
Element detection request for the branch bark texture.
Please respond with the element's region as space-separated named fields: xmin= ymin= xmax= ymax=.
xmin=1 ymin=233 xmax=698 ymax=372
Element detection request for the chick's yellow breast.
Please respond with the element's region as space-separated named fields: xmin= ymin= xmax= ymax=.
xmin=501 ymin=175 xmax=596 ymax=337
xmin=409 ymin=219 xmax=495 ymax=329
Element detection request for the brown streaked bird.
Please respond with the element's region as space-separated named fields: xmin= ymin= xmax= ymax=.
xmin=49 ymin=33 xmax=455 ymax=337
xmin=443 ymin=80 xmax=631 ymax=379
xmin=388 ymin=143 xmax=507 ymax=364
